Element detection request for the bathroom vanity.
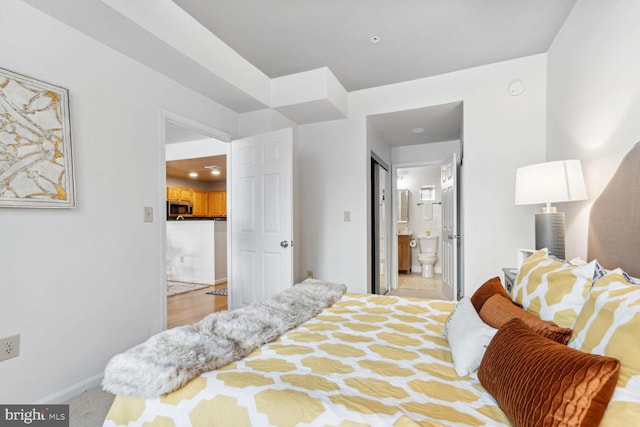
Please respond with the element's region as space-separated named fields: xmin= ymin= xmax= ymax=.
xmin=398 ymin=234 xmax=411 ymax=273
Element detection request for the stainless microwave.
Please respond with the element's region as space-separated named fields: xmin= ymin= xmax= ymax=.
xmin=167 ymin=200 xmax=193 ymax=218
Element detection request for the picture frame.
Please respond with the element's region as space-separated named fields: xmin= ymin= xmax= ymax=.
xmin=0 ymin=67 xmax=75 ymax=208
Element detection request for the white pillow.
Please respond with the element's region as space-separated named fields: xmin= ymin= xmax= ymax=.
xmin=443 ymin=297 xmax=497 ymax=377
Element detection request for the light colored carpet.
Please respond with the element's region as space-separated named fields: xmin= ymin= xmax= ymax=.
xmin=64 ymin=386 xmax=114 ymax=427
xmin=167 ymin=280 xmax=210 ymax=296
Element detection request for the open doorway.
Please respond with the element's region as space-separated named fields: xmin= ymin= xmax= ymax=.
xmin=367 ymin=101 xmax=462 ymax=300
xmin=395 ymin=164 xmax=447 ymax=299
xmin=163 ymin=119 xmax=230 ymax=328
xmin=390 ymin=151 xmax=460 ymax=301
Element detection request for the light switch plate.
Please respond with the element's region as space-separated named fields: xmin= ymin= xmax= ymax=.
xmin=143 ymin=206 xmax=154 ymax=222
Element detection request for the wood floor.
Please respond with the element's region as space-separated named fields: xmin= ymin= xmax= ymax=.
xmin=167 ymin=282 xmax=227 ymax=329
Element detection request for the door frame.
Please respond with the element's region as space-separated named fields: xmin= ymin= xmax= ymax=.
xmin=370 ymin=152 xmax=390 ymax=294
xmin=158 ymin=110 xmax=231 ymax=329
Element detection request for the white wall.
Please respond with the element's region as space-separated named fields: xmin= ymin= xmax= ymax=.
xmin=0 ymin=0 xmax=237 ymax=403
xmin=391 ymin=140 xmax=460 ymax=165
xmin=546 ymin=0 xmax=640 ymax=260
xmin=214 ymin=220 xmax=228 ymax=283
xmin=298 ymin=55 xmax=547 ymax=296
xmin=166 ymin=222 xmax=216 ymax=284
xmin=366 ymin=122 xmax=392 ymax=166
xmin=298 ymin=118 xmax=366 ymax=289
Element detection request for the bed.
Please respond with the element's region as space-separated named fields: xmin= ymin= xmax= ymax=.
xmin=103 ymin=143 xmax=640 ymax=427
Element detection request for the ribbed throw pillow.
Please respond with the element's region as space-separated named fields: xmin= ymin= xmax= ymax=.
xmin=478 ymin=318 xmax=620 ymax=427
xmin=511 ymin=248 xmax=597 ymax=329
xmin=470 ymin=276 xmax=510 ymax=313
xmin=569 ymin=270 xmax=640 ymax=426
xmin=479 ymin=294 xmax=572 ymax=344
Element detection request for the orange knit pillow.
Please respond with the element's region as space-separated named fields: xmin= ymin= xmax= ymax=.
xmin=479 ymin=294 xmax=572 ymax=344
xmin=470 ymin=276 xmax=510 ymax=312
xmin=478 ymin=318 xmax=620 ymax=427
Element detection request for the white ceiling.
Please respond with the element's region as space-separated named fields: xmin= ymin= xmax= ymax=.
xmin=23 ymin=0 xmax=577 ymax=150
xmin=368 ymin=102 xmax=463 ymax=146
xmin=173 ymin=0 xmax=576 ymax=92
xmin=170 ymin=0 xmax=575 ymax=145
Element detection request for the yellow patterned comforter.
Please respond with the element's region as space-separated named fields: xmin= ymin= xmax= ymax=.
xmin=103 ymin=294 xmax=512 ymax=427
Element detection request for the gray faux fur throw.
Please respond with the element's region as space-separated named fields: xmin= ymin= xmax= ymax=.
xmin=102 ymin=280 xmax=346 ymax=398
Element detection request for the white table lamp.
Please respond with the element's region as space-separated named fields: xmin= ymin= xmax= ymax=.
xmin=515 ymin=160 xmax=587 ymax=259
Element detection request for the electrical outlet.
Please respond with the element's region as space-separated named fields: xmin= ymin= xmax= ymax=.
xmin=0 ymin=334 xmax=20 ymax=362
xmin=306 ymin=270 xmax=313 ymax=279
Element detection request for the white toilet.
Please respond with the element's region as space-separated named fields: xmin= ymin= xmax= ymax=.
xmin=418 ymin=235 xmax=439 ymax=278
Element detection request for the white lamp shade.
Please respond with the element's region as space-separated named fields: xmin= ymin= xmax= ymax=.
xmin=515 ymin=160 xmax=588 ymax=205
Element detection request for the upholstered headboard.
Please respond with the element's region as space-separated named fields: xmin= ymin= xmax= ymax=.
xmin=587 ymin=142 xmax=640 ymax=277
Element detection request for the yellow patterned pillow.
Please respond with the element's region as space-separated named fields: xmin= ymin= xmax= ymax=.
xmin=568 ymin=270 xmax=640 ymax=426
xmin=511 ymin=248 xmax=596 ymax=329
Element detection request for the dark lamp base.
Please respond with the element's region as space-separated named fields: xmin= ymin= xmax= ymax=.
xmin=535 ymin=212 xmax=565 ymax=260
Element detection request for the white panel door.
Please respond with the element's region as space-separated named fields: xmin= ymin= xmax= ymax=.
xmin=230 ymin=128 xmax=293 ymax=309
xmin=440 ymin=153 xmax=459 ymax=300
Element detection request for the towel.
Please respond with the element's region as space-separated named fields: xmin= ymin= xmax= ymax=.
xmin=423 ymin=202 xmax=433 ymax=220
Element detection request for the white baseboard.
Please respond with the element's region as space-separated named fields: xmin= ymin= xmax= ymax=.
xmin=37 ymin=372 xmax=104 ymax=404
xmin=215 ymin=278 xmax=227 ymax=285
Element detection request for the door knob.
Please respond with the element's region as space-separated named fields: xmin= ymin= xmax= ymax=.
xmin=280 ymin=240 xmax=289 ymax=248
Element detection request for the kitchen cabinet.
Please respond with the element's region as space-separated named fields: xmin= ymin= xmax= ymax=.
xmin=166 ymin=186 xmax=181 ymax=201
xmin=167 ymin=186 xmax=194 ymax=202
xmin=208 ymin=191 xmax=226 ymax=217
xmin=166 ymin=186 xmax=226 ymax=217
xmin=179 ymin=187 xmax=193 ymax=202
xmin=193 ymin=190 xmax=208 ymax=216
xmin=398 ymin=235 xmax=411 ymax=273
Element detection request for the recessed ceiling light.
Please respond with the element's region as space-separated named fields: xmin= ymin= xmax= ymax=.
xmin=411 ymin=127 xmax=426 ymax=134
xmin=189 ymin=172 xmax=198 ymax=178
xmin=205 ymin=165 xmax=221 ymax=176
xmin=370 ymin=35 xmax=381 ymax=44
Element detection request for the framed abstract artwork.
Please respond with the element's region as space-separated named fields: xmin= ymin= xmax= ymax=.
xmin=0 ymin=67 xmax=75 ymax=208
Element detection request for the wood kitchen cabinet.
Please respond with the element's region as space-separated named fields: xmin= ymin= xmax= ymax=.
xmin=208 ymin=191 xmax=226 ymax=217
xmin=192 ymin=190 xmax=208 ymax=216
xmin=166 ymin=186 xmax=226 ymax=217
xmin=166 ymin=186 xmax=181 ymax=201
xmin=398 ymin=235 xmax=411 ymax=273
xmin=179 ymin=187 xmax=193 ymax=202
